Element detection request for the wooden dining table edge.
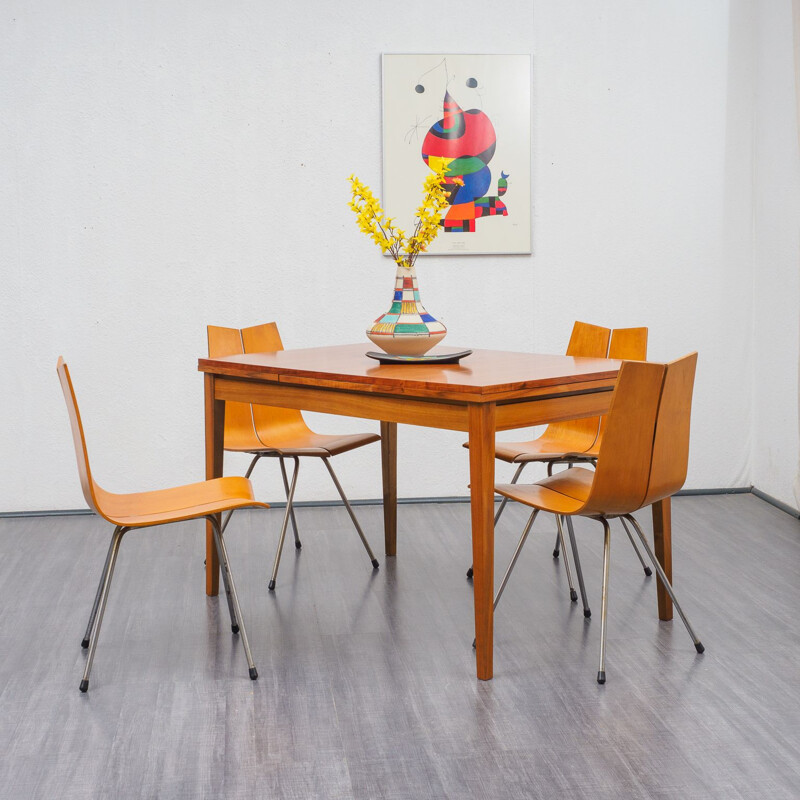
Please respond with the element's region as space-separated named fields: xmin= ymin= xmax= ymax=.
xmin=197 ymin=353 xmax=620 ymax=402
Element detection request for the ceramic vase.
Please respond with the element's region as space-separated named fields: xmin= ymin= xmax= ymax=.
xmin=366 ymin=264 xmax=447 ymax=356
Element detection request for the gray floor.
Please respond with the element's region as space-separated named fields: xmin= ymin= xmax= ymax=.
xmin=0 ymin=493 xmax=798 ymax=799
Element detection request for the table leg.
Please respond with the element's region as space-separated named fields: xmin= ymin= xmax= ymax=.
xmin=204 ymin=374 xmax=225 ymax=596
xmin=469 ymin=403 xmax=495 ymax=681
xmin=652 ymin=497 xmax=673 ymax=620
xmin=380 ymin=421 xmax=397 ymax=557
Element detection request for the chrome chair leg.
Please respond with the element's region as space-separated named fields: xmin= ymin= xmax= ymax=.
xmin=81 ymin=526 xmax=126 ymax=692
xmin=552 ymin=475 xmax=652 ymax=578
xmin=624 ymin=514 xmax=704 ymax=654
xmin=214 ymin=517 xmax=239 ymax=633
xmin=555 ymin=515 xmax=578 ymax=602
xmin=473 ymin=509 xmax=539 ymax=648
xmin=279 ymin=456 xmax=302 ymax=549
xmin=220 ymin=454 xmax=263 ymax=535
xmin=81 ymin=530 xmax=118 ymax=648
xmin=466 ymin=462 xmax=526 ymax=579
xmin=495 ymin=508 xmax=539 ymax=610
xmin=563 ymin=515 xmax=591 ymax=617
xmin=492 ymin=462 xmax=526 ymax=531
xmin=209 ymin=516 xmax=258 ymax=680
xmin=269 ymin=456 xmax=300 ymax=591
xmin=619 ymin=516 xmax=652 ymax=576
xmin=322 ymin=457 xmax=379 ymax=569
xmin=597 ymin=518 xmax=611 ymax=684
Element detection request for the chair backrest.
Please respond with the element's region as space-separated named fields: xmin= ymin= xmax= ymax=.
xmin=608 ymin=327 xmax=647 ymax=361
xmin=582 ymin=353 xmax=697 ymax=516
xmin=593 ymin=327 xmax=649 ymax=446
xmin=539 ymin=322 xmax=611 ymax=448
xmin=240 ymin=323 xmax=309 ymax=440
xmin=566 ymin=321 xmax=611 ymax=359
xmin=642 ymin=351 xmax=698 ymax=506
xmin=207 ymin=325 xmax=263 ymax=449
xmin=207 ymin=323 xmax=307 ymax=449
xmin=57 ymin=357 xmax=101 ymax=515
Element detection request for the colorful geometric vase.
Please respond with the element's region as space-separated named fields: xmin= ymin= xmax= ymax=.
xmin=366 ymin=264 xmax=447 ymax=356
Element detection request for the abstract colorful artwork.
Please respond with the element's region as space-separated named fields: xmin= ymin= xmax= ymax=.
xmin=383 ymin=54 xmax=531 ymax=255
xmin=421 ymin=91 xmax=508 ymax=233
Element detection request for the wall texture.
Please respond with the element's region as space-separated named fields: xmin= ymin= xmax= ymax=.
xmin=752 ymin=0 xmax=800 ymax=508
xmin=2 ymin=0 xmax=798 ymax=512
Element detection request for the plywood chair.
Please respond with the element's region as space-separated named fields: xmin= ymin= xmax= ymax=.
xmin=550 ymin=327 xmax=651 ymax=581
xmin=491 ymin=354 xmax=704 ymax=683
xmin=490 ymin=321 xmax=612 ymax=470
xmin=57 ymin=358 xmax=265 ymax=692
xmin=208 ymin=323 xmax=380 ymax=591
xmin=465 ymin=325 xmax=651 ymax=617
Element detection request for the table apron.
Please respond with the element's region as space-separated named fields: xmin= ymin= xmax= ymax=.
xmin=213 ymin=376 xmax=613 ymax=433
xmin=495 ymin=388 xmax=613 ymax=431
xmin=215 ymin=377 xmax=467 ymax=430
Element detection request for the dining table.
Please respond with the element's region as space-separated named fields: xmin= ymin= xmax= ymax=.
xmin=198 ymin=343 xmax=676 ymax=681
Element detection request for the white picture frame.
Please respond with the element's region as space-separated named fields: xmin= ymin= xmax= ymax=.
xmin=382 ymin=53 xmax=532 ymax=256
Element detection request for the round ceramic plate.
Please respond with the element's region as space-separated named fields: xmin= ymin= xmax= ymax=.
xmin=365 ymin=349 xmax=473 ymax=365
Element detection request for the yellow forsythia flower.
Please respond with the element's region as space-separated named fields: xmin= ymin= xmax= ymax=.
xmin=348 ymin=163 xmax=455 ymax=269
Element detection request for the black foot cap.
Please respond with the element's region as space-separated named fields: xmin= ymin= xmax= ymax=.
xmin=79 ymin=679 xmax=89 ymax=693
xmin=81 ymin=637 xmax=90 ymax=649
xmin=552 ymin=549 xmax=560 ymax=559
xmin=644 ymin=566 xmax=653 ymax=577
xmin=597 ymin=671 xmax=606 ymax=685
xmin=249 ymin=667 xmax=258 ymax=680
xmin=466 ymin=567 xmax=474 ymax=579
xmin=695 ymin=642 xmax=705 ymax=654
xmin=371 ymin=559 xmax=379 ymax=569
xmin=268 ymin=580 xmax=276 ymax=591
xmin=295 ymin=541 xmax=302 ymax=549
xmin=231 ymin=624 xmax=239 ymax=634
xmin=584 ymin=608 xmax=592 ymax=618
xmin=570 ymin=589 xmax=578 ymax=602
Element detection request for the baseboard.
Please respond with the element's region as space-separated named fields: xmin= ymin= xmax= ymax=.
xmin=674 ymin=486 xmax=751 ymax=496
xmin=750 ymin=487 xmax=800 ymax=519
xmin=2 ymin=486 xmax=797 ymax=519
xmin=0 ymin=508 xmax=97 ymax=518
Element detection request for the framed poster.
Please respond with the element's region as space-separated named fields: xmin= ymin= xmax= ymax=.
xmin=382 ymin=53 xmax=531 ymax=256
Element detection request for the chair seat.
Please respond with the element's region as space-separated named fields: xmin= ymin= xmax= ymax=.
xmin=95 ymin=476 xmax=268 ymax=527
xmin=232 ymin=430 xmax=380 ymax=458
xmin=491 ymin=432 xmax=598 ymax=463
xmin=463 ymin=432 xmax=598 ymax=463
xmin=495 ymin=466 xmax=595 ymax=514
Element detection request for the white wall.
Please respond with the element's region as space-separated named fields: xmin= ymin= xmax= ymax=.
xmin=751 ymin=0 xmax=800 ymax=509
xmin=1 ymin=0 xmax=797 ymax=512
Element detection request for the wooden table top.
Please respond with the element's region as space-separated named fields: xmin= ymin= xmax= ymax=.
xmin=198 ymin=344 xmax=620 ymax=401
